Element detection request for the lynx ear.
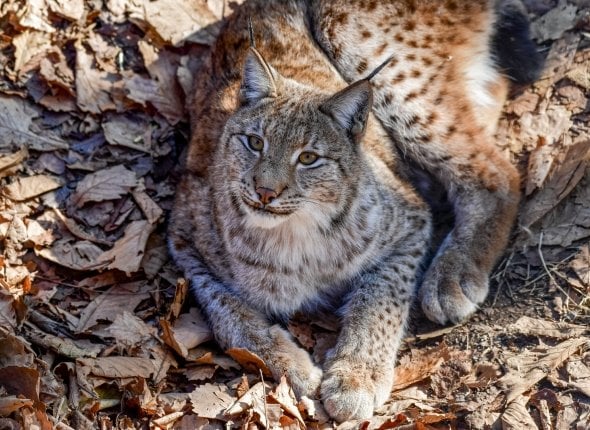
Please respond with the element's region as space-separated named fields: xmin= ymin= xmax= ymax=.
xmin=320 ymin=80 xmax=373 ymax=143
xmin=239 ymin=48 xmax=278 ymax=106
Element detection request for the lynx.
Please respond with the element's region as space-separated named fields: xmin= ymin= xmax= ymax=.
xmin=168 ymin=0 xmax=540 ymax=421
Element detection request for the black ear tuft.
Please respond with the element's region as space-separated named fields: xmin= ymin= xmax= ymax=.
xmin=239 ymin=48 xmax=278 ymax=106
xmin=320 ymin=80 xmax=373 ymax=143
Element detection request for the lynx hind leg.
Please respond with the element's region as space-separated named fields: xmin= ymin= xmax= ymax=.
xmin=311 ymin=1 xmax=521 ymax=324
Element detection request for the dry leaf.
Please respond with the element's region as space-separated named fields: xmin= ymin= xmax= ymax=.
xmin=2 ymin=174 xmax=64 ymax=201
xmin=188 ymin=383 xmax=235 ymax=420
xmin=507 ymin=316 xmax=587 ymax=340
xmin=523 ymin=106 xmax=573 ymax=196
xmin=392 ymin=344 xmax=449 ymax=391
xmin=268 ymin=376 xmax=306 ymax=427
xmin=47 ymin=0 xmax=84 ymax=21
xmin=184 ymin=365 xmax=217 ymax=382
xmin=132 ymin=184 xmax=163 ymax=224
xmin=76 ymin=282 xmax=151 ymax=333
xmin=72 ymin=164 xmax=137 ymax=207
xmin=0 ymin=148 xmax=28 ymax=175
xmin=75 ymin=40 xmax=116 ymax=113
xmin=98 ymin=220 xmax=155 ymax=275
xmin=137 ymin=41 xmax=184 ymax=124
xmin=531 ymin=1 xmax=578 ymax=42
xmin=0 ymin=96 xmax=68 ymax=152
xmin=18 ymin=0 xmax=54 ymax=33
xmin=35 ymin=239 xmax=107 ymax=271
xmin=520 ymin=139 xmax=590 ymax=227
xmin=225 ymin=381 xmax=268 ymax=418
xmin=106 ymin=311 xmax=157 ymax=348
xmin=570 ymin=245 xmax=590 ymax=286
xmin=52 ymin=208 xmax=113 ymax=246
xmin=0 ymin=292 xmax=17 ymax=330
xmin=143 ymin=0 xmax=219 ymax=46
xmin=102 ymin=114 xmax=153 ymax=153
xmin=0 ymin=396 xmax=34 ymax=416
xmin=501 ymin=395 xmax=538 ymax=430
xmin=160 ymin=308 xmax=212 ymax=358
xmin=77 ymin=356 xmax=156 ymax=380
xmin=226 ymin=348 xmax=272 ymax=377
xmin=500 ymin=337 xmax=589 ymax=404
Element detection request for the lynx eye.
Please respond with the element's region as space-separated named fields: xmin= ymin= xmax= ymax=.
xmin=298 ymin=152 xmax=319 ymax=165
xmin=246 ymin=135 xmax=264 ymax=152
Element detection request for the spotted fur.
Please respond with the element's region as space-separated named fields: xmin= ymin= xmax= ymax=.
xmin=169 ymin=0 xmax=536 ymax=421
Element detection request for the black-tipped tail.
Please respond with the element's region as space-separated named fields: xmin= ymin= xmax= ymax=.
xmin=492 ymin=0 xmax=543 ymax=85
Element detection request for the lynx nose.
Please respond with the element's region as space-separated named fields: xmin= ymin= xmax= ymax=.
xmin=255 ymin=187 xmax=278 ymax=205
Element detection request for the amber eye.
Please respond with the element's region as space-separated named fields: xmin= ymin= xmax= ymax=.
xmin=298 ymin=152 xmax=319 ymax=165
xmin=246 ymin=135 xmax=264 ymax=152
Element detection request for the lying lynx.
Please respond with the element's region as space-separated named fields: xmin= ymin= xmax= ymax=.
xmin=168 ymin=0 xmax=540 ymax=421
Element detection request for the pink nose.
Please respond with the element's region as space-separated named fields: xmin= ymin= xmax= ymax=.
xmin=255 ymin=187 xmax=278 ymax=205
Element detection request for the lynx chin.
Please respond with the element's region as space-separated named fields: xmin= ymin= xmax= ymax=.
xmin=168 ymin=0 xmax=541 ymax=421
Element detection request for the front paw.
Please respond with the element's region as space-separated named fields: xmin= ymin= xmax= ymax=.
xmin=267 ymin=326 xmax=322 ymax=398
xmin=320 ymin=357 xmax=392 ymax=422
xmin=419 ymin=248 xmax=489 ymax=325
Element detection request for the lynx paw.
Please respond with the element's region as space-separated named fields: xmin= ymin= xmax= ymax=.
xmin=320 ymin=358 xmax=391 ymax=422
xmin=419 ymin=248 xmax=489 ymax=325
xmin=267 ymin=325 xmax=322 ymax=397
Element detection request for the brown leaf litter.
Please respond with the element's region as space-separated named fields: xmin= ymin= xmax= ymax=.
xmin=0 ymin=0 xmax=589 ymax=428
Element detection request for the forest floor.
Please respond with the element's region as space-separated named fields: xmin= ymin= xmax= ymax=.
xmin=0 ymin=0 xmax=589 ymax=429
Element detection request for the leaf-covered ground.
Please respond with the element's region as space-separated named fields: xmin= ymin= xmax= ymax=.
xmin=0 ymin=0 xmax=589 ymax=429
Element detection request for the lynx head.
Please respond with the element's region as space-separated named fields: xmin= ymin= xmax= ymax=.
xmin=219 ymin=48 xmax=373 ymax=230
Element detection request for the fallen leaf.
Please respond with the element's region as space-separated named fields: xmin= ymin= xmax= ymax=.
xmin=570 ymin=245 xmax=590 ymax=286
xmin=0 ymin=292 xmax=17 ymax=330
xmin=269 ymin=376 xmax=306 ymax=427
xmin=106 ymin=311 xmax=158 ymax=349
xmin=0 ymin=96 xmax=68 ymax=151
xmin=71 ymin=164 xmax=137 ymax=207
xmin=500 ymin=337 xmax=589 ymax=404
xmin=98 ymin=220 xmax=155 ymax=275
xmin=18 ymin=0 xmax=54 ymax=33
xmin=531 ymin=0 xmax=578 ymax=42
xmin=102 ymin=114 xmax=153 ymax=153
xmin=132 ymin=184 xmax=163 ymax=224
xmin=520 ymin=139 xmax=590 ymax=227
xmin=142 ymin=0 xmax=219 ymax=46
xmin=75 ymin=40 xmax=116 ymax=113
xmin=47 ymin=0 xmax=84 ymax=21
xmin=534 ymin=32 xmax=581 ymax=96
xmin=52 ymin=208 xmax=113 ymax=246
xmin=188 ymin=383 xmax=235 ymax=420
xmin=137 ymin=41 xmax=184 ymax=124
xmin=507 ymin=316 xmax=587 ymax=340
xmin=392 ymin=344 xmax=449 ymax=391
xmin=2 ymin=174 xmax=64 ymax=201
xmin=76 ymin=282 xmax=151 ymax=333
xmin=0 ymin=396 xmax=34 ymax=416
xmin=77 ymin=356 xmax=156 ymax=380
xmin=35 ymin=239 xmax=107 ymax=271
xmin=184 ymin=365 xmax=217 ymax=382
xmin=160 ymin=308 xmax=212 ymax=358
xmin=226 ymin=348 xmax=272 ymax=377
xmin=501 ymin=395 xmax=538 ymax=430
xmin=225 ymin=381 xmax=268 ymax=419
xmin=0 ymin=147 xmax=28 ymax=175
